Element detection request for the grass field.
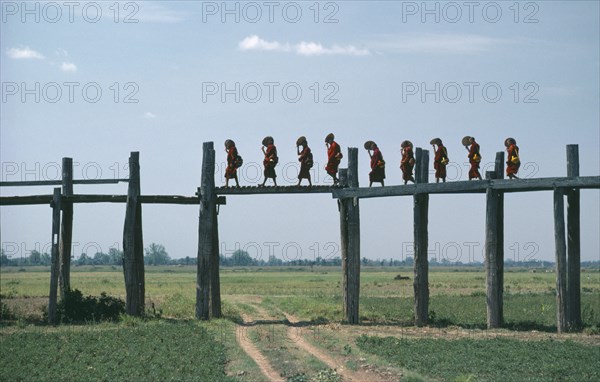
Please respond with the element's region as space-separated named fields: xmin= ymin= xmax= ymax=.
xmin=1 ymin=265 xmax=599 ymax=381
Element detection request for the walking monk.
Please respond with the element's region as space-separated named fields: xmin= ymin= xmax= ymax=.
xmin=224 ymin=139 xmax=241 ymax=187
xmin=431 ymin=138 xmax=449 ymax=183
xmin=296 ymin=136 xmax=313 ymax=186
xmin=260 ymin=136 xmax=278 ymax=186
xmin=463 ymin=136 xmax=482 ymax=180
xmin=400 ymin=140 xmax=415 ymax=184
xmin=505 ymin=137 xmax=520 ymax=179
xmin=325 ymin=133 xmax=342 ymax=185
xmin=365 ymin=141 xmax=385 ymax=187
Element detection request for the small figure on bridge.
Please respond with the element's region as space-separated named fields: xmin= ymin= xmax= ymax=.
xmin=431 ymin=138 xmax=449 ymax=183
xmin=224 ymin=139 xmax=241 ymax=187
xmin=505 ymin=137 xmax=520 ymax=179
xmin=365 ymin=141 xmax=385 ymax=187
xmin=296 ymin=136 xmax=313 ymax=186
xmin=260 ymin=136 xmax=278 ymax=187
xmin=325 ymin=133 xmax=342 ymax=185
xmin=400 ymin=140 xmax=415 ymax=184
xmin=463 ymin=136 xmax=482 ymax=180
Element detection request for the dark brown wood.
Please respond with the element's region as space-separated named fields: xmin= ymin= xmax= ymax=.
xmin=59 ymin=158 xmax=73 ymax=299
xmin=566 ymin=144 xmax=581 ymax=330
xmin=413 ymin=148 xmax=429 ymax=326
xmin=343 ymin=148 xmax=360 ymax=324
xmin=216 ymin=185 xmax=342 ymax=195
xmin=554 ymin=188 xmax=568 ymax=333
xmin=0 ymin=179 xmax=128 ymax=187
xmin=48 ymin=187 xmax=61 ymax=325
xmin=210 ymin=194 xmax=222 ymax=318
xmin=197 ymin=143 xmax=218 ymax=319
xmin=338 ymin=168 xmax=349 ymax=320
xmin=122 ymin=152 xmax=145 ymax=316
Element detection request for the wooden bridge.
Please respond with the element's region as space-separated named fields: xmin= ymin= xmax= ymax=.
xmin=1 ymin=144 xmax=598 ymax=333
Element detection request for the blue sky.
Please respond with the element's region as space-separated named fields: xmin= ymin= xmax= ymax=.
xmin=1 ymin=1 xmax=599 ymax=263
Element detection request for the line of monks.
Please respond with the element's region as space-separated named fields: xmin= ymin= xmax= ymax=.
xmin=223 ymin=135 xmax=521 ymax=187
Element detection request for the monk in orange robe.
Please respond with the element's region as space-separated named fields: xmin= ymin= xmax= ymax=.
xmin=505 ymin=138 xmax=520 ymax=179
xmin=432 ymin=138 xmax=449 ymax=183
xmin=367 ymin=142 xmax=385 ymax=187
xmin=400 ymin=140 xmax=415 ymax=184
xmin=325 ymin=133 xmax=342 ymax=185
xmin=224 ymin=139 xmax=240 ymax=187
xmin=467 ymin=137 xmax=482 ymax=180
xmin=260 ymin=136 xmax=278 ymax=186
xmin=297 ymin=136 xmax=313 ymax=186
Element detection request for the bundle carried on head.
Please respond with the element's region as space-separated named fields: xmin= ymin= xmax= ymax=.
xmin=461 ymin=136 xmax=472 ymax=147
xmin=325 ymin=133 xmax=335 ymax=143
xmin=225 ymin=139 xmax=235 ymax=149
xmin=430 ymin=138 xmax=442 ymax=145
xmin=296 ymin=136 xmax=307 ymax=146
xmin=504 ymin=137 xmax=516 ymax=147
xmin=364 ymin=140 xmax=376 ymax=150
xmin=401 ymin=140 xmax=413 ymax=149
xmin=262 ymin=136 xmax=274 ymax=146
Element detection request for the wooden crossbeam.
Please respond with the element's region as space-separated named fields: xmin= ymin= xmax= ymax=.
xmin=332 ymin=176 xmax=600 ymax=199
xmin=215 ymin=185 xmax=341 ymax=195
xmin=0 ymin=179 xmax=129 ymax=187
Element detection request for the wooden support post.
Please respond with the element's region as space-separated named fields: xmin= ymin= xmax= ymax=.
xmin=197 ymin=142 xmax=219 ymax=320
xmin=339 ymin=168 xmax=349 ymax=311
xmin=341 ymin=149 xmax=360 ymax=324
xmin=59 ymin=157 xmax=73 ymax=299
xmin=554 ymin=188 xmax=568 ymax=333
xmin=123 ymin=152 xmax=145 ymax=316
xmin=566 ymin=145 xmax=581 ymax=330
xmin=48 ymin=187 xmax=61 ymax=325
xmin=413 ymin=148 xmax=430 ymax=326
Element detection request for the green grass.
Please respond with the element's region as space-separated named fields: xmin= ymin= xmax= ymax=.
xmin=0 ymin=320 xmax=234 ymax=382
xmin=356 ymin=335 xmax=600 ymax=382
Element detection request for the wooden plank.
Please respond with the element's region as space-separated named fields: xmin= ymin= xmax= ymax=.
xmin=215 ymin=185 xmax=341 ymax=195
xmin=122 ymin=152 xmax=145 ymax=317
xmin=413 ymin=148 xmax=430 ymax=326
xmin=48 ymin=187 xmax=61 ymax=325
xmin=0 ymin=179 xmax=128 ymax=187
xmin=331 ymin=176 xmax=600 ymax=199
xmin=554 ymin=188 xmax=568 ymax=333
xmin=59 ymin=158 xmax=74 ymax=299
xmin=197 ymin=143 xmax=217 ymax=320
xmin=566 ymin=145 xmax=581 ymax=330
xmin=1 ymin=195 xmax=54 ymax=205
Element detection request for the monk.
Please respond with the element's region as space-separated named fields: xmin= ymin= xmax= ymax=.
xmin=260 ymin=136 xmax=278 ymax=186
xmin=367 ymin=142 xmax=385 ymax=187
xmin=466 ymin=136 xmax=482 ymax=180
xmin=224 ymin=139 xmax=240 ymax=187
xmin=400 ymin=140 xmax=415 ymax=184
xmin=432 ymin=138 xmax=449 ymax=183
xmin=505 ymin=138 xmax=520 ymax=179
xmin=296 ymin=136 xmax=313 ymax=186
xmin=325 ymin=133 xmax=342 ymax=185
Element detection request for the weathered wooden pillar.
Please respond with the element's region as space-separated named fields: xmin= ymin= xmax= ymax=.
xmin=197 ymin=142 xmax=218 ymax=319
xmin=48 ymin=187 xmax=61 ymax=325
xmin=566 ymin=144 xmax=581 ymax=330
xmin=485 ymin=152 xmax=505 ymax=329
xmin=59 ymin=157 xmax=73 ymax=299
xmin=554 ymin=188 xmax=568 ymax=333
xmin=123 ymin=152 xmax=145 ymax=316
xmin=413 ymin=148 xmax=430 ymax=326
xmin=210 ymin=203 xmax=222 ymax=318
xmin=340 ymin=149 xmax=360 ymax=324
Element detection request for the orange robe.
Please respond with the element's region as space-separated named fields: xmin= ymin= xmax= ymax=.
xmin=434 ymin=144 xmax=448 ymax=180
xmin=325 ymin=141 xmax=341 ymax=176
xmin=468 ymin=141 xmax=481 ymax=180
xmin=506 ymin=144 xmax=520 ymax=177
xmin=401 ymin=147 xmax=415 ymax=181
xmin=225 ymin=146 xmax=238 ymax=179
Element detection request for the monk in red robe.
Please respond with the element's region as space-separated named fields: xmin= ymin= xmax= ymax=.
xmin=325 ymin=133 xmax=342 ymax=185
xmin=297 ymin=136 xmax=313 ymax=186
xmin=260 ymin=136 xmax=278 ymax=186
xmin=432 ymin=138 xmax=448 ymax=183
xmin=224 ymin=139 xmax=240 ymax=187
xmin=505 ymin=137 xmax=520 ymax=179
xmin=466 ymin=137 xmax=482 ymax=180
xmin=400 ymin=140 xmax=415 ymax=184
xmin=367 ymin=142 xmax=385 ymax=187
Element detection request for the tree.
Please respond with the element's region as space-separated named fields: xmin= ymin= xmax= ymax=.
xmin=108 ymin=248 xmax=123 ymax=265
xmin=230 ymin=250 xmax=254 ymax=266
xmin=29 ymin=250 xmax=41 ymax=265
xmin=144 ymin=243 xmax=170 ymax=265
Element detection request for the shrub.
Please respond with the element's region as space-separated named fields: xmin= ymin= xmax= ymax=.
xmin=0 ymin=301 xmax=14 ymax=320
xmin=54 ymin=289 xmax=125 ymax=323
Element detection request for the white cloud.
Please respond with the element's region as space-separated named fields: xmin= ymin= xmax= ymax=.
xmin=239 ymin=35 xmax=291 ymax=52
xmin=371 ymin=34 xmax=512 ymax=54
xmin=60 ymin=62 xmax=77 ymax=72
xmin=143 ymin=112 xmax=157 ymax=119
xmin=239 ymin=35 xmax=370 ymax=56
xmin=6 ymin=46 xmax=45 ymax=60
